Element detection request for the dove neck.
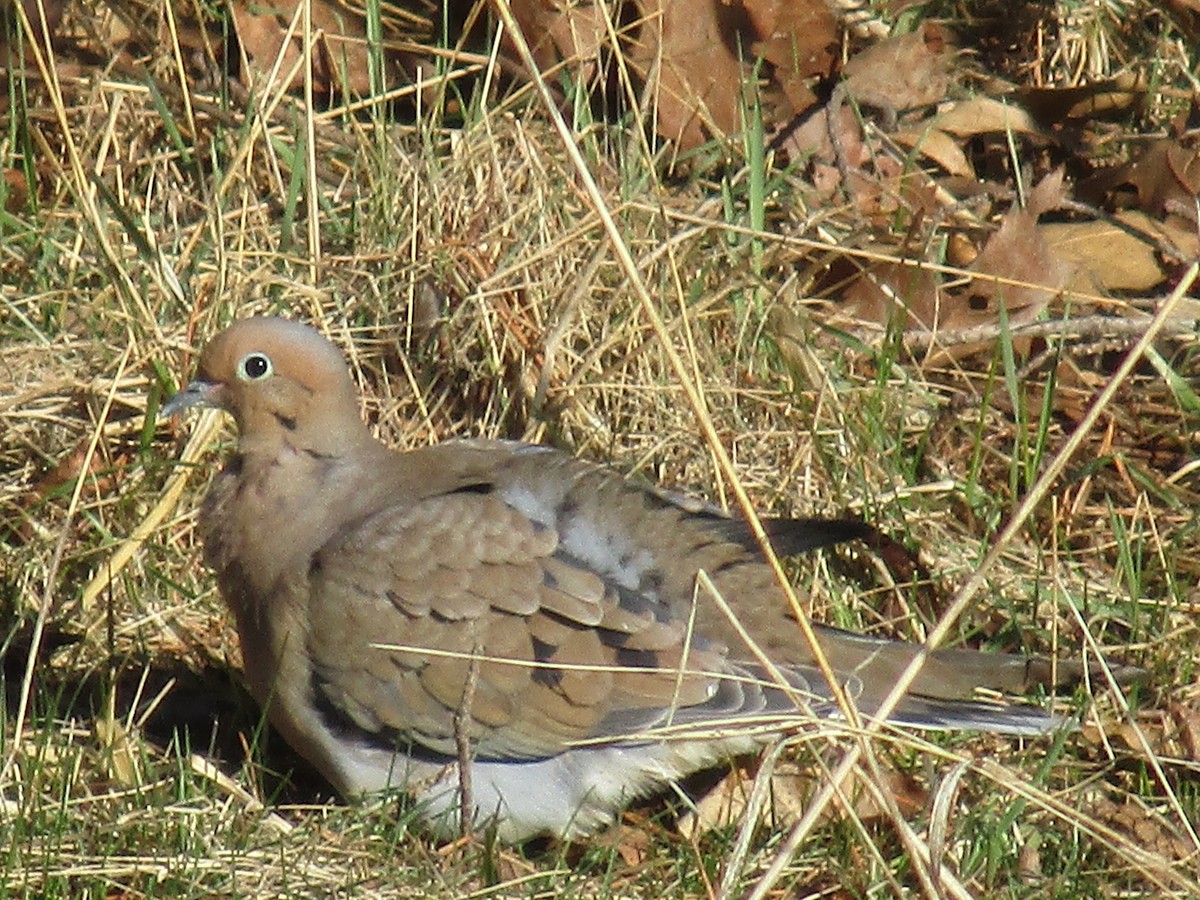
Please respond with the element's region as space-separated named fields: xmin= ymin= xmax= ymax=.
xmin=217 ymin=431 xmax=390 ymax=599
xmin=234 ymin=397 xmax=377 ymax=460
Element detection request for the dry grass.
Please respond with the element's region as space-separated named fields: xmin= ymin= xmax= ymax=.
xmin=3 ymin=0 xmax=1200 ymax=897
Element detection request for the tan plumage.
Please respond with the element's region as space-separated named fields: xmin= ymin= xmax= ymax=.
xmin=163 ymin=316 xmax=1140 ymax=841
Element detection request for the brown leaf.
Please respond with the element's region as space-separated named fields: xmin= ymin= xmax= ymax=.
xmin=787 ymin=103 xmax=865 ymax=166
xmin=943 ymin=168 xmax=1071 ymax=335
xmin=1010 ymin=73 xmax=1146 ymax=125
xmin=932 ymin=96 xmax=1046 ymax=140
xmin=626 ymin=0 xmax=747 ymax=147
xmin=839 ymin=22 xmax=953 ymax=116
xmin=1170 ymin=702 xmax=1200 ymax=762
xmin=1077 ymin=137 xmax=1200 ymax=227
xmin=745 ymin=0 xmax=838 ymax=114
xmin=510 ymin=0 xmax=607 ymax=77
xmin=891 ymin=125 xmax=973 ymax=177
xmin=840 ymin=259 xmax=944 ymax=335
xmin=514 ymin=0 xmax=838 ymax=150
xmin=7 ymin=435 xmax=120 ymax=546
xmin=1163 ymin=0 xmax=1200 ymax=38
xmin=678 ymin=757 xmax=928 ymax=837
xmin=1090 ymin=794 xmax=1195 ymax=864
xmin=9 ymin=0 xmax=65 ymax=43
xmin=1042 ymin=210 xmax=1200 ymax=294
xmin=592 ymin=822 xmax=652 ymax=866
xmin=831 ymin=171 xmax=1071 ymax=362
xmin=3 ymin=168 xmax=29 ymax=213
xmin=229 ymin=0 xmax=427 ymax=97
xmin=783 ymin=24 xmax=957 ymax=207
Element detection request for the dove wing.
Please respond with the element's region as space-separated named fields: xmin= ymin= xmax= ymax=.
xmin=307 ymin=486 xmax=728 ymax=760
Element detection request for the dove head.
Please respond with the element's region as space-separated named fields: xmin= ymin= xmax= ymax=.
xmin=163 ymin=317 xmax=373 ymax=455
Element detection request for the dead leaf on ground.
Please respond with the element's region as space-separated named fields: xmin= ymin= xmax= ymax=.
xmin=6 ymin=433 xmax=130 ymax=547
xmin=678 ymin=756 xmax=928 ymax=837
xmin=891 ymin=125 xmax=974 ymax=177
xmin=1043 ymin=210 xmax=1200 ymax=294
xmin=510 ymin=0 xmax=608 ymax=80
xmin=838 ymin=21 xmax=953 ymax=117
xmin=229 ymin=0 xmax=437 ymax=97
xmin=1 ymin=0 xmax=65 ymax=49
xmin=512 ymin=0 xmax=839 ymax=151
xmin=946 ymin=168 xmax=1070 ymax=325
xmin=1077 ymin=136 xmax=1200 ymax=229
xmin=932 ymin=95 xmax=1046 ymax=141
xmin=746 ymin=0 xmax=841 ymax=116
xmin=1164 ymin=0 xmax=1200 ymax=39
xmin=832 ymin=170 xmax=1070 ymax=362
xmin=784 ymin=22 xmax=956 ymax=200
xmin=590 ymin=821 xmax=653 ymax=867
xmin=1090 ymin=795 xmax=1196 ymax=864
xmin=1011 ymin=72 xmax=1147 ymax=125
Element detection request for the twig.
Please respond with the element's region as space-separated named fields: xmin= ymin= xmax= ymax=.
xmin=454 ymin=646 xmax=481 ymax=838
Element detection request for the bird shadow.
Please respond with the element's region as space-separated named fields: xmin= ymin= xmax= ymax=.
xmin=0 ymin=619 xmax=333 ymax=807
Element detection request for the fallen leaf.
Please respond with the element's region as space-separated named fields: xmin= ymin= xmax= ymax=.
xmin=1077 ymin=137 xmax=1200 ymax=229
xmin=945 ymin=167 xmax=1070 ymax=332
xmin=838 ymin=22 xmax=953 ymax=117
xmin=510 ymin=0 xmax=608 ymax=82
xmin=892 ymin=125 xmax=974 ymax=177
xmin=933 ymin=96 xmax=1046 ymax=140
xmin=746 ymin=0 xmax=839 ymax=115
xmin=831 ymin=171 xmax=1072 ymax=363
xmin=7 ymin=434 xmax=126 ymax=546
xmin=230 ymin=0 xmax=433 ymax=97
xmin=678 ymin=755 xmax=928 ymax=837
xmin=1011 ymin=72 xmax=1147 ymax=125
xmin=1042 ymin=210 xmax=1200 ymax=294
xmin=513 ymin=0 xmax=839 ymax=150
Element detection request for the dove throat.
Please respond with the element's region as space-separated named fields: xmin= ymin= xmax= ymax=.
xmin=210 ymin=412 xmax=388 ymax=607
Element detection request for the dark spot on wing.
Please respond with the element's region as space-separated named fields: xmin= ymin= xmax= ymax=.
xmin=710 ymin=557 xmax=742 ymax=576
xmin=613 ymin=582 xmax=653 ymax=616
xmin=556 ymin=495 xmax=579 ymax=525
xmin=310 ymin=671 xmax=382 ymax=741
xmin=531 ymin=667 xmax=564 ymax=689
xmin=450 ymin=482 xmax=494 ymax=495
xmin=638 ymin=570 xmax=664 ymax=598
xmin=614 ymin=646 xmax=659 ymax=669
xmin=530 ymin=636 xmax=564 ymax=689
xmin=599 ymin=628 xmax=631 ymax=648
xmin=531 ymin=637 xmax=557 ymax=663
xmin=310 ymin=672 xmax=461 ymax=761
xmin=615 ymin=580 xmax=668 ymax=622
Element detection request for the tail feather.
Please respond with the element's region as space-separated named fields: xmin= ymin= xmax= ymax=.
xmin=812 ymin=624 xmax=1145 ymax=701
xmin=592 ymin=656 xmax=1070 ymax=746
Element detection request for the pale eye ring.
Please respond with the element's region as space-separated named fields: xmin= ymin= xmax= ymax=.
xmin=237 ymin=352 xmax=273 ymax=382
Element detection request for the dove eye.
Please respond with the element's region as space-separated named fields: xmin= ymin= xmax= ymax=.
xmin=237 ymin=352 xmax=273 ymax=382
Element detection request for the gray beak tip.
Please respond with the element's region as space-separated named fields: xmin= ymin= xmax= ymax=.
xmin=160 ymin=380 xmax=220 ymax=419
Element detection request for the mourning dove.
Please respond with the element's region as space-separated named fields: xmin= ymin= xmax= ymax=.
xmin=162 ymin=316 xmax=1138 ymax=842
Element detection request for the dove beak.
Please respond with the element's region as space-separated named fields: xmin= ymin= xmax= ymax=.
xmin=161 ymin=379 xmax=222 ymax=418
